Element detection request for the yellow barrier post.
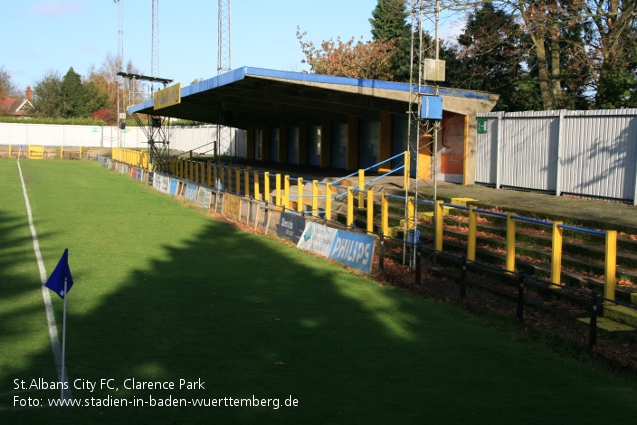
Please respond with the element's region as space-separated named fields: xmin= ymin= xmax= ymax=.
xmin=284 ymin=175 xmax=290 ymax=209
xmin=227 ymin=167 xmax=232 ymax=192
xmin=403 ymin=150 xmax=410 ymax=190
xmin=254 ymin=171 xmax=261 ymax=200
xmin=551 ymin=221 xmax=563 ymax=286
xmin=207 ymin=162 xmax=212 ymax=187
xmin=347 ymin=187 xmax=354 ymax=227
xmin=79 ymin=146 xmax=82 ymax=159
xmin=605 ymin=230 xmax=617 ymax=301
xmin=467 ymin=206 xmax=477 ymax=261
xmin=325 ymin=183 xmax=332 ymax=221
xmin=264 ymin=172 xmax=270 ymax=203
xmin=213 ymin=164 xmax=218 ymax=187
xmin=506 ymin=214 xmax=516 ymax=272
xmin=244 ymin=169 xmax=250 ymax=197
xmin=235 ymin=168 xmax=240 ymax=194
xmin=435 ymin=200 xmax=444 ymax=251
xmin=8 ymin=145 xmax=11 ymax=157
xmin=358 ymin=169 xmax=365 ymax=206
xmin=367 ymin=189 xmax=374 ymax=233
xmin=381 ymin=194 xmax=389 ymax=236
xmin=297 ymin=178 xmax=304 ymax=213
xmin=312 ymin=180 xmax=319 ymax=217
xmin=275 ymin=174 xmax=281 ymax=206
xmin=60 ymin=145 xmax=64 ymax=159
xmin=406 ymin=197 xmax=415 ymax=232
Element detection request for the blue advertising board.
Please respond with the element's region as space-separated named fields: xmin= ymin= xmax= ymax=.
xmin=327 ymin=230 xmax=376 ymax=274
xmin=277 ymin=212 xmax=306 ymax=244
xmin=169 ymin=179 xmax=179 ymax=196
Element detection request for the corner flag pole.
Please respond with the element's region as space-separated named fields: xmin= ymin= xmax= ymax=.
xmin=60 ymin=276 xmax=67 ymax=401
xmin=44 ymin=249 xmax=73 ymax=401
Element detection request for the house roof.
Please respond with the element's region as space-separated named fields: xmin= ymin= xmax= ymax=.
xmin=0 ymin=97 xmax=32 ymax=116
xmin=128 ymin=67 xmax=499 ymax=129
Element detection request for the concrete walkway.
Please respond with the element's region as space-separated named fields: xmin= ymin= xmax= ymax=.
xmin=367 ymin=176 xmax=637 ymax=231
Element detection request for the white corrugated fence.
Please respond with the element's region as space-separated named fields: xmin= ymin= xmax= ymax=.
xmin=476 ymin=109 xmax=637 ymax=204
xmin=0 ymin=123 xmax=246 ymax=157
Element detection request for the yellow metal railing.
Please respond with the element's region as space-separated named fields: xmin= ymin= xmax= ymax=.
xmin=113 ymin=150 xmax=621 ymax=302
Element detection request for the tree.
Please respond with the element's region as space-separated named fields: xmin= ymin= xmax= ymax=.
xmin=0 ymin=65 xmax=20 ymax=98
xmin=433 ymin=0 xmax=637 ymax=109
xmin=297 ymin=27 xmax=397 ymax=80
xmin=370 ymin=0 xmax=412 ymax=82
xmin=32 ymin=70 xmax=64 ymax=118
xmin=450 ymin=3 xmax=542 ymax=111
xmin=82 ymin=81 xmax=110 ymax=118
xmin=582 ymin=0 xmax=637 ymax=108
xmin=86 ymin=53 xmax=147 ymax=121
xmin=60 ymin=67 xmax=86 ymax=117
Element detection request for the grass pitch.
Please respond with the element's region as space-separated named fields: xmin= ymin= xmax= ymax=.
xmin=1 ymin=159 xmax=636 ymax=424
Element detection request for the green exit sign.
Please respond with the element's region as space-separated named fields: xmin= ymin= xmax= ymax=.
xmin=477 ymin=119 xmax=487 ymax=134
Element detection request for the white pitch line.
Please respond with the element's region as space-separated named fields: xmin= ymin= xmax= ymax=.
xmin=16 ymin=157 xmax=72 ymax=401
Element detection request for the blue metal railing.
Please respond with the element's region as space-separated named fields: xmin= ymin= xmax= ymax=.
xmin=332 ymin=152 xmax=407 ymax=201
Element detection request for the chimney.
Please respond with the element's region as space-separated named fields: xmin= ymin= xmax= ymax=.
xmin=26 ymin=86 xmax=33 ymax=100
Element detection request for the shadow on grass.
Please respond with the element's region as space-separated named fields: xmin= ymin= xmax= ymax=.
xmin=0 ymin=208 xmax=63 ymax=404
xmin=2 ymin=162 xmax=637 ymax=424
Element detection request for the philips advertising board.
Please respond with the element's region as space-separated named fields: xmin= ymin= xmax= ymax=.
xmin=277 ymin=212 xmax=306 ymax=244
xmin=327 ymin=230 xmax=376 ymax=274
xmin=297 ymin=221 xmax=337 ymax=257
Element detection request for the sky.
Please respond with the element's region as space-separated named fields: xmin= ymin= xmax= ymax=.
xmin=2 ymin=0 xmax=464 ymax=94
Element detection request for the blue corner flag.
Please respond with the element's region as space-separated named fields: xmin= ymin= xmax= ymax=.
xmin=45 ymin=249 xmax=74 ymax=299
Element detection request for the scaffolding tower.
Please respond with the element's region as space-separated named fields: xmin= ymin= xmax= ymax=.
xmin=405 ymin=0 xmax=445 ymax=266
xmin=117 ymin=72 xmax=173 ymax=174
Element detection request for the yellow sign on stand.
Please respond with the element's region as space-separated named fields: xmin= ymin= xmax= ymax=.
xmin=154 ymin=83 xmax=181 ymax=110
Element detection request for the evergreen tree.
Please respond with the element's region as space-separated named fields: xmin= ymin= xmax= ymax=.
xmin=369 ymin=0 xmax=412 ymax=82
xmin=61 ymin=67 xmax=85 ymax=117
